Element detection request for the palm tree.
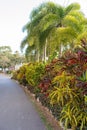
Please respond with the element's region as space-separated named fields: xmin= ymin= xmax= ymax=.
xmin=21 ymin=2 xmax=52 ymax=62
xmin=38 ymin=2 xmax=86 ymax=56
xmin=21 ymin=2 xmax=86 ymax=61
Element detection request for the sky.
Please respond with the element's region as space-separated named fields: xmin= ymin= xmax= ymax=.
xmin=0 ymin=0 xmax=87 ymax=52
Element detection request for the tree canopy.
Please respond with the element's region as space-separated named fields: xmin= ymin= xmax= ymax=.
xmin=0 ymin=46 xmax=26 ymax=70
xmin=21 ymin=2 xmax=87 ymax=62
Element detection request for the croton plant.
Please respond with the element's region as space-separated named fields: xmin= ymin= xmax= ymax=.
xmin=49 ymin=41 xmax=87 ymax=129
xmin=12 ymin=40 xmax=87 ymax=129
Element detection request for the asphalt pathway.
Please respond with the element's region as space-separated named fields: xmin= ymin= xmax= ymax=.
xmin=0 ymin=74 xmax=47 ymax=130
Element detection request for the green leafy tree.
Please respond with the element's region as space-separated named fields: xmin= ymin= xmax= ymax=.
xmin=0 ymin=46 xmax=26 ymax=71
xmin=0 ymin=46 xmax=12 ymax=69
xmin=21 ymin=2 xmax=86 ymax=62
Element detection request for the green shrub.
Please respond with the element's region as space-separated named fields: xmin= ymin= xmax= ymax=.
xmin=49 ymin=43 xmax=87 ymax=129
xmin=25 ymin=62 xmax=45 ymax=93
xmin=12 ymin=42 xmax=87 ymax=130
xmin=17 ymin=64 xmax=28 ymax=85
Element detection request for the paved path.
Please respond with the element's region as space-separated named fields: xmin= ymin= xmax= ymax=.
xmin=0 ymin=74 xmax=47 ymax=130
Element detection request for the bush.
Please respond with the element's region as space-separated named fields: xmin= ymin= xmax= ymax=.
xmin=49 ymin=43 xmax=87 ymax=129
xmin=12 ymin=41 xmax=87 ymax=129
xmin=25 ymin=62 xmax=45 ymax=93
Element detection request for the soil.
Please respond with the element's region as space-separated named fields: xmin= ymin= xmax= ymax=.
xmin=21 ymin=85 xmax=63 ymax=130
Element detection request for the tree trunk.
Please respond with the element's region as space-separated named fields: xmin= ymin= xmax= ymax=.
xmin=71 ymin=126 xmax=76 ymax=130
xmin=59 ymin=43 xmax=62 ymax=57
xmin=36 ymin=50 xmax=39 ymax=62
xmin=44 ymin=39 xmax=47 ymax=62
xmin=42 ymin=47 xmax=44 ymax=62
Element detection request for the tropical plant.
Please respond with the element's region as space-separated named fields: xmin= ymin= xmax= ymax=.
xmin=16 ymin=64 xmax=28 ymax=85
xmin=49 ymin=43 xmax=87 ymax=129
xmin=21 ymin=2 xmax=86 ymax=62
xmin=13 ymin=42 xmax=87 ymax=129
xmin=25 ymin=62 xmax=45 ymax=93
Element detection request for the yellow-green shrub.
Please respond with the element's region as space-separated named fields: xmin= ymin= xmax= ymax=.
xmin=25 ymin=62 xmax=45 ymax=93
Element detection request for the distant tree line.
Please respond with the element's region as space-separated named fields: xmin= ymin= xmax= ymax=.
xmin=0 ymin=46 xmax=26 ymax=72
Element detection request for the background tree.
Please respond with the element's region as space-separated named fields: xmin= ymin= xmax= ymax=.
xmin=0 ymin=46 xmax=12 ymax=69
xmin=0 ymin=46 xmax=26 ymax=71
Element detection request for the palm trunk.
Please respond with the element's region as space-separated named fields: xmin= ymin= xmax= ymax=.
xmin=59 ymin=43 xmax=63 ymax=57
xmin=42 ymin=48 xmax=44 ymax=61
xmin=37 ymin=50 xmax=39 ymax=62
xmin=42 ymin=39 xmax=47 ymax=62
xmin=71 ymin=125 xmax=76 ymax=130
xmin=44 ymin=39 xmax=47 ymax=62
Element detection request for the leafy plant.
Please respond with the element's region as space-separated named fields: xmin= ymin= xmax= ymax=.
xmin=77 ymin=70 xmax=87 ymax=82
xmin=25 ymin=62 xmax=45 ymax=93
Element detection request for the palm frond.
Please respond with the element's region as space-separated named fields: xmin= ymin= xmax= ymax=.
xmin=20 ymin=37 xmax=28 ymax=51
xmin=65 ymin=3 xmax=80 ymax=15
xmin=39 ymin=25 xmax=54 ymax=46
xmin=25 ymin=44 xmax=35 ymax=58
xmin=30 ymin=2 xmax=46 ymax=19
xmin=57 ymin=27 xmax=77 ymax=43
xmin=56 ymin=5 xmax=65 ymax=19
xmin=39 ymin=13 xmax=57 ymax=31
xmin=64 ymin=15 xmax=82 ymax=33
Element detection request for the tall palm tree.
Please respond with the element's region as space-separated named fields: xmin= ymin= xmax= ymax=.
xmin=21 ymin=2 xmax=86 ymax=61
xmin=38 ymin=2 xmax=86 ymax=56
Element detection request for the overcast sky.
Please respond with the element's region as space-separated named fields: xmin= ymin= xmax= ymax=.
xmin=0 ymin=0 xmax=87 ymax=52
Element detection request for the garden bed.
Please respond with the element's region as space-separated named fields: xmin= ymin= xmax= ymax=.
xmin=20 ymin=84 xmax=63 ymax=130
